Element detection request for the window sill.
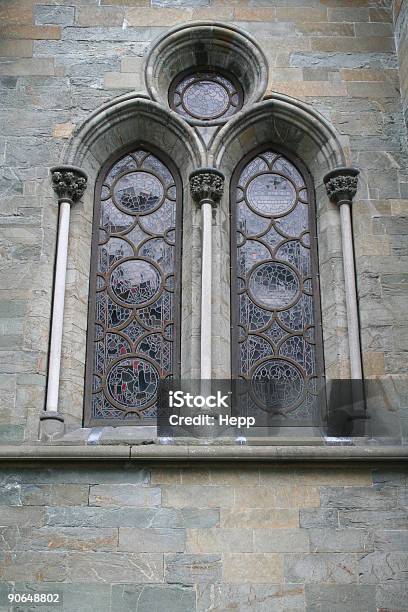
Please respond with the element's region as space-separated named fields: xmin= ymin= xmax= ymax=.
xmin=0 ymin=443 xmax=407 ymax=462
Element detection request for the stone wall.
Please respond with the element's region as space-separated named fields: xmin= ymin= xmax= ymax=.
xmin=0 ymin=462 xmax=407 ymax=611
xmin=395 ymin=0 xmax=408 ymax=129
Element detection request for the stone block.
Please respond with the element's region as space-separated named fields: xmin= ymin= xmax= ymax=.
xmin=312 ymin=37 xmax=395 ymax=53
xmin=223 ymin=553 xmax=283 ymax=583
xmin=253 ymin=529 xmax=309 ymax=553
xmin=165 ymin=553 xmax=222 ymax=585
xmin=358 ymin=551 xmax=408 ymax=583
xmin=355 ymin=22 xmax=393 ymax=37
xmin=0 ymin=551 xmax=68 ymax=581
xmin=234 ymin=486 xmax=320 ymax=508
xmin=111 ymin=584 xmax=195 ymax=612
xmin=120 ymin=56 xmax=144 ymax=74
xmin=68 ymin=552 xmax=163 ymax=583
xmin=300 ymin=509 xmax=339 ymax=528
xmin=24 ymin=583 xmax=111 ymax=612
xmin=284 ymin=553 xmax=358 ymax=584
xmin=260 ymin=467 xmax=371 ymax=486
xmin=35 ymin=5 xmax=75 ymax=26
xmin=101 ymin=0 xmax=148 ymax=4
xmin=291 ymin=51 xmax=397 ymax=70
xmin=0 ymin=26 xmax=61 ymax=40
xmin=0 ymin=506 xmax=44 ymax=527
xmin=0 ymin=2 xmax=33 ymax=26
xmin=46 ymin=506 xmax=219 ymax=529
xmin=150 ymin=467 xmax=181 ymax=485
xmin=234 ymin=7 xmax=276 ymax=21
xmin=0 ymin=464 xmax=149 ymax=485
xmin=162 ymin=485 xmax=234 ymax=508
xmin=376 ymin=582 xmax=408 ymax=610
xmin=53 ymin=122 xmax=75 ymax=138
xmin=0 ymin=40 xmax=33 ymax=58
xmin=309 ymin=528 xmax=373 ymax=552
xmin=305 ymin=584 xmax=376 ymax=611
xmin=0 ymin=58 xmax=54 ymax=76
xmin=296 ymin=22 xmax=354 ymax=36
xmin=0 ymin=482 xmax=21 ymax=505
xmin=118 ymin=528 xmax=185 ymax=552
xmin=152 ymin=0 xmax=209 ymax=4
xmin=13 ymin=527 xmax=118 ymax=552
xmin=267 ymin=81 xmax=347 ymax=97
xmin=76 ymin=6 xmax=124 ymax=26
xmin=339 ymin=509 xmax=408 ymax=529
xmin=370 ymin=8 xmax=392 ymax=22
xmin=21 ymin=484 xmax=88 ymax=506
xmin=104 ymin=71 xmax=144 ymax=90
xmin=89 ymin=484 xmax=161 ymax=507
xmin=197 ymin=582 xmax=305 ymax=612
xmin=277 ymin=7 xmax=327 ymax=21
xmin=186 ymin=528 xmax=252 ymax=553
xmin=62 ymin=26 xmax=154 ymax=42
xmin=374 ymin=530 xmax=408 ymax=551
xmin=327 ymin=8 xmax=369 ymax=22
xmin=320 ymin=486 xmax=398 ymax=510
xmin=221 ymin=508 xmax=299 ymax=529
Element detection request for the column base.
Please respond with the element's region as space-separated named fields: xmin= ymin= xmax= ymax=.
xmin=39 ymin=411 xmax=65 ymax=441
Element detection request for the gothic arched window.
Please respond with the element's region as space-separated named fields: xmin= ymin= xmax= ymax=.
xmin=231 ymin=148 xmax=324 ymax=421
xmin=84 ymin=146 xmax=182 ymax=426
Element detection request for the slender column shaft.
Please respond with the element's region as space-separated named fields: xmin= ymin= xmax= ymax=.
xmin=324 ymin=167 xmax=362 ymax=379
xmin=46 ymin=200 xmax=71 ymax=412
xmin=339 ymin=201 xmax=362 ymax=379
xmin=190 ymin=168 xmax=225 ymax=380
xmin=45 ymin=166 xmax=87 ymax=415
xmin=200 ymin=200 xmax=213 ymax=380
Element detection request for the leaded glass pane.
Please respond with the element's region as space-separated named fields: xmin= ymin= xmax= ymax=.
xmin=232 ymin=150 xmax=322 ymax=421
xmin=85 ymin=148 xmax=180 ymax=423
xmin=170 ymin=70 xmax=243 ymax=122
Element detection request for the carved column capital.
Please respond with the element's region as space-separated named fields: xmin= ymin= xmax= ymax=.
xmin=50 ymin=165 xmax=88 ymax=204
xmin=189 ymin=168 xmax=225 ymax=206
xmin=323 ymin=167 xmax=359 ymax=205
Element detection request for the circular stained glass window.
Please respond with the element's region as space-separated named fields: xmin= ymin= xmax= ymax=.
xmin=170 ymin=69 xmax=243 ymax=123
xmin=113 ymin=172 xmax=164 ymax=214
xmin=109 ymin=259 xmax=161 ymax=306
xmin=106 ymin=357 xmax=159 ymax=409
xmin=246 ymin=174 xmax=296 ymax=216
xmin=248 ymin=261 xmax=300 ymax=310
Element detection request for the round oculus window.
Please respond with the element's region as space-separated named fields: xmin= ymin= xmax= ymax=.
xmin=170 ymin=70 xmax=243 ymax=123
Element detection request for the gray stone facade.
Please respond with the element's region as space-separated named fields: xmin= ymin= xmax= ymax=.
xmin=1 ymin=0 xmax=408 ymax=609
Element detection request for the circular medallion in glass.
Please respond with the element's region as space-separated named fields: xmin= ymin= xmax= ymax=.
xmin=114 ymin=172 xmax=164 ymax=214
xmin=252 ymin=359 xmax=304 ymax=412
xmin=246 ymin=173 xmax=296 ymax=216
xmin=110 ymin=259 xmax=161 ymax=306
xmin=170 ymin=70 xmax=243 ymax=122
xmin=248 ymin=261 xmax=299 ymax=310
xmin=183 ymin=80 xmax=229 ymax=119
xmin=106 ymin=357 xmax=159 ymax=409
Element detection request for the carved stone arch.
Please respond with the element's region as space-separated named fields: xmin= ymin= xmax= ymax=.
xmin=209 ymin=94 xmax=353 ymax=380
xmin=57 ymin=95 xmax=204 ymax=430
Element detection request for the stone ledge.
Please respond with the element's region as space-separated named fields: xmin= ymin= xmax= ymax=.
xmin=0 ymin=445 xmax=406 ymax=462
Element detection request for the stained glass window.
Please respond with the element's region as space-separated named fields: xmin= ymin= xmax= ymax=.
xmin=84 ymin=148 xmax=181 ymax=424
xmin=170 ymin=70 xmax=243 ymax=122
xmin=231 ymin=150 xmax=323 ymax=421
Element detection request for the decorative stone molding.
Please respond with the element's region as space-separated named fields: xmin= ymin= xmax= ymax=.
xmin=145 ymin=22 xmax=268 ymax=126
xmin=324 ymin=167 xmax=359 ymax=205
xmin=51 ymin=166 xmax=88 ymax=204
xmin=190 ymin=168 xmax=225 ymax=205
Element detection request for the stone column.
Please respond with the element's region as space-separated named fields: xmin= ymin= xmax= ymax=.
xmin=190 ymin=168 xmax=224 ymax=380
xmin=42 ymin=166 xmax=87 ymax=435
xmin=324 ymin=167 xmax=363 ymax=380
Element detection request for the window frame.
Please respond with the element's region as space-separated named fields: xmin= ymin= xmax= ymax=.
xmin=230 ymin=144 xmax=326 ymax=426
xmin=83 ymin=141 xmax=183 ymax=428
